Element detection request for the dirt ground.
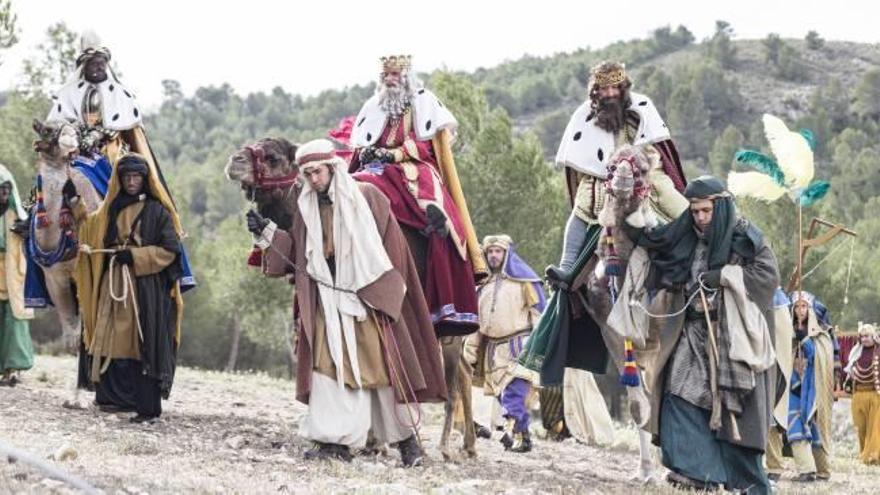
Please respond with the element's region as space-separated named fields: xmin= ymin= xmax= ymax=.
xmin=1 ymin=355 xmax=878 ymax=494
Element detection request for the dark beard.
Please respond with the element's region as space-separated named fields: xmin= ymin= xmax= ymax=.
xmin=595 ymin=97 xmax=625 ymax=133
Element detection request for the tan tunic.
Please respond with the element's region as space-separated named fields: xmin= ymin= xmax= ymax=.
xmin=477 ymin=276 xmax=538 ymax=340
xmin=89 ymin=201 xmax=176 ymax=360
xmin=311 ymin=202 xmax=390 ymax=389
xmin=466 ymin=274 xmax=540 ymax=396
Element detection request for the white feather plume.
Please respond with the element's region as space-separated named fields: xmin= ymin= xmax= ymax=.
xmin=81 ymin=30 xmax=101 ymax=52
xmin=762 ymin=114 xmax=814 ymax=189
xmin=728 ymin=171 xmax=787 ymax=202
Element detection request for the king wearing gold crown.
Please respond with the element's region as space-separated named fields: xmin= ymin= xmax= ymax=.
xmin=549 ymin=60 xmax=689 ymax=280
xmin=525 ymin=60 xmax=692 ymax=476
xmin=349 ymin=55 xmax=482 ymax=339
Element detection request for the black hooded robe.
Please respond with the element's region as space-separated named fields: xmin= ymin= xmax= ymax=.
xmin=93 ymin=198 xmax=182 ymax=417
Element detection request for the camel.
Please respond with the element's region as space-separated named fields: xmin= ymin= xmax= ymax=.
xmin=29 ymin=120 xmax=102 ymax=350
xmin=224 ymin=138 xmax=476 ymax=461
xmin=579 ymin=145 xmax=658 ymax=482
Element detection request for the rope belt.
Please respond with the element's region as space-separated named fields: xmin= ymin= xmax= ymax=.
xmin=79 ymin=244 xmax=144 ymax=375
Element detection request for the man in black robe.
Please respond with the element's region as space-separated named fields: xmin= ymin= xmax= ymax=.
xmin=70 ymin=154 xmax=183 ymax=423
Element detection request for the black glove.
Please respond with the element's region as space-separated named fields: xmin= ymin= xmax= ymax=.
xmin=114 ymin=249 xmax=134 ymax=266
xmin=375 ymin=149 xmax=395 ymax=164
xmin=700 ymin=269 xmax=723 ymax=289
xmin=10 ymin=218 xmax=29 ymax=239
xmin=360 ymin=147 xmax=378 ymax=164
xmin=246 ymin=209 xmax=270 ymax=236
xmin=62 ymin=179 xmax=78 ymax=202
xmin=361 ymin=147 xmax=394 ymax=165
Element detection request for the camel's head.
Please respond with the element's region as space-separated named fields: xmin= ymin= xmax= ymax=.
xmin=604 ymin=145 xmax=651 ymax=200
xmin=225 ymin=137 xmax=299 ymax=230
xmin=598 ymin=145 xmax=656 ymax=229
xmin=33 ymin=119 xmax=79 ymax=164
xmin=225 ymin=137 xmax=298 ymax=193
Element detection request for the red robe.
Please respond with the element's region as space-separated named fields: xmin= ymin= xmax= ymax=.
xmin=350 ymin=113 xmax=479 ymax=337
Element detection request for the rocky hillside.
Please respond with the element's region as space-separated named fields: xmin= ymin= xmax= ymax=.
xmin=1 ymin=356 xmax=878 ymax=494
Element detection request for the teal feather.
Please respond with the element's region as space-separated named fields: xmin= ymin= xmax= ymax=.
xmin=734 ymin=149 xmax=786 ymax=186
xmin=799 ymin=180 xmax=830 ymax=207
xmin=799 ymin=129 xmax=816 ymax=151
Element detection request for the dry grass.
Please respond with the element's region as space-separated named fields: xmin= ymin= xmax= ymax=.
xmin=1 ymin=355 xmax=878 ymax=494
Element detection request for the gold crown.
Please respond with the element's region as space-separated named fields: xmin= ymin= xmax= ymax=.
xmin=591 ymin=61 xmax=627 ymax=88
xmin=380 ymin=55 xmax=412 ymax=72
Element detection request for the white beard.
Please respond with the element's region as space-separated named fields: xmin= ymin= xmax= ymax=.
xmin=378 ymin=85 xmax=411 ymax=119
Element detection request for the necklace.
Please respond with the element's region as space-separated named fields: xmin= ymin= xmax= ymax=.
xmin=852 ymin=347 xmax=880 ymax=391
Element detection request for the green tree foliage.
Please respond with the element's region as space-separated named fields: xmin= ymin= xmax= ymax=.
xmin=635 ymin=65 xmax=673 ymax=116
xmin=762 ymin=34 xmax=783 ymax=65
xmin=666 ymin=84 xmax=711 ymax=158
xmin=708 ymin=125 xmax=745 ymax=176
xmin=651 ymin=25 xmax=695 ymax=52
xmin=852 ymin=69 xmax=880 ymax=121
xmin=805 ymin=30 xmax=825 ymax=50
xmin=431 ymin=73 xmax=567 ymax=270
xmin=775 ymin=44 xmax=809 ymax=82
xmin=762 ymin=34 xmax=808 ymax=82
xmin=0 ymin=0 xmax=18 ymax=64
xmin=705 ymin=20 xmax=737 ymax=68
xmin=683 ymin=61 xmax=745 ymax=129
xmin=21 ymin=22 xmax=77 ymax=95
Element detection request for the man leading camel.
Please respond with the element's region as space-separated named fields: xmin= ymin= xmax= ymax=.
xmin=70 ymin=154 xmax=185 ymax=423
xmin=247 ymin=139 xmax=446 ymax=467
xmin=620 ymin=176 xmax=779 ymax=493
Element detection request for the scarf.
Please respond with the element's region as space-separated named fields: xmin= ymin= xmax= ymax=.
xmin=298 ymin=170 xmax=392 ymax=391
xmin=632 ymin=177 xmax=762 ymax=289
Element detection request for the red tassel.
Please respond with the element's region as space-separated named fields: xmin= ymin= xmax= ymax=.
xmin=247 ymin=246 xmax=263 ymax=268
xmin=37 ymin=212 xmax=50 ymax=228
xmin=59 ymin=207 xmax=74 ymax=230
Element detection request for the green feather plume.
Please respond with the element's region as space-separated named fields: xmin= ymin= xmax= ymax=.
xmin=799 ymin=129 xmax=816 ymax=151
xmin=799 ymin=180 xmax=830 ymax=207
xmin=734 ymin=149 xmax=786 ymax=186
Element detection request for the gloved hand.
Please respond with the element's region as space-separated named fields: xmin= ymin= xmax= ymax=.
xmin=700 ymin=269 xmax=723 ymax=289
xmin=62 ymin=179 xmax=78 ymax=202
xmin=375 ymin=148 xmax=395 ymax=164
xmin=114 ymin=249 xmax=134 ymax=266
xmin=246 ymin=209 xmax=270 ymax=236
xmin=360 ymin=147 xmax=394 ymax=165
xmin=10 ymin=218 xmax=29 ymax=239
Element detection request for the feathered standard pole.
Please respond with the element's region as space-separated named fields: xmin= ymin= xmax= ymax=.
xmin=727 ymin=114 xmax=830 ymax=288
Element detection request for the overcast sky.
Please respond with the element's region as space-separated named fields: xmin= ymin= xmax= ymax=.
xmin=0 ymin=0 xmax=876 ymax=108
